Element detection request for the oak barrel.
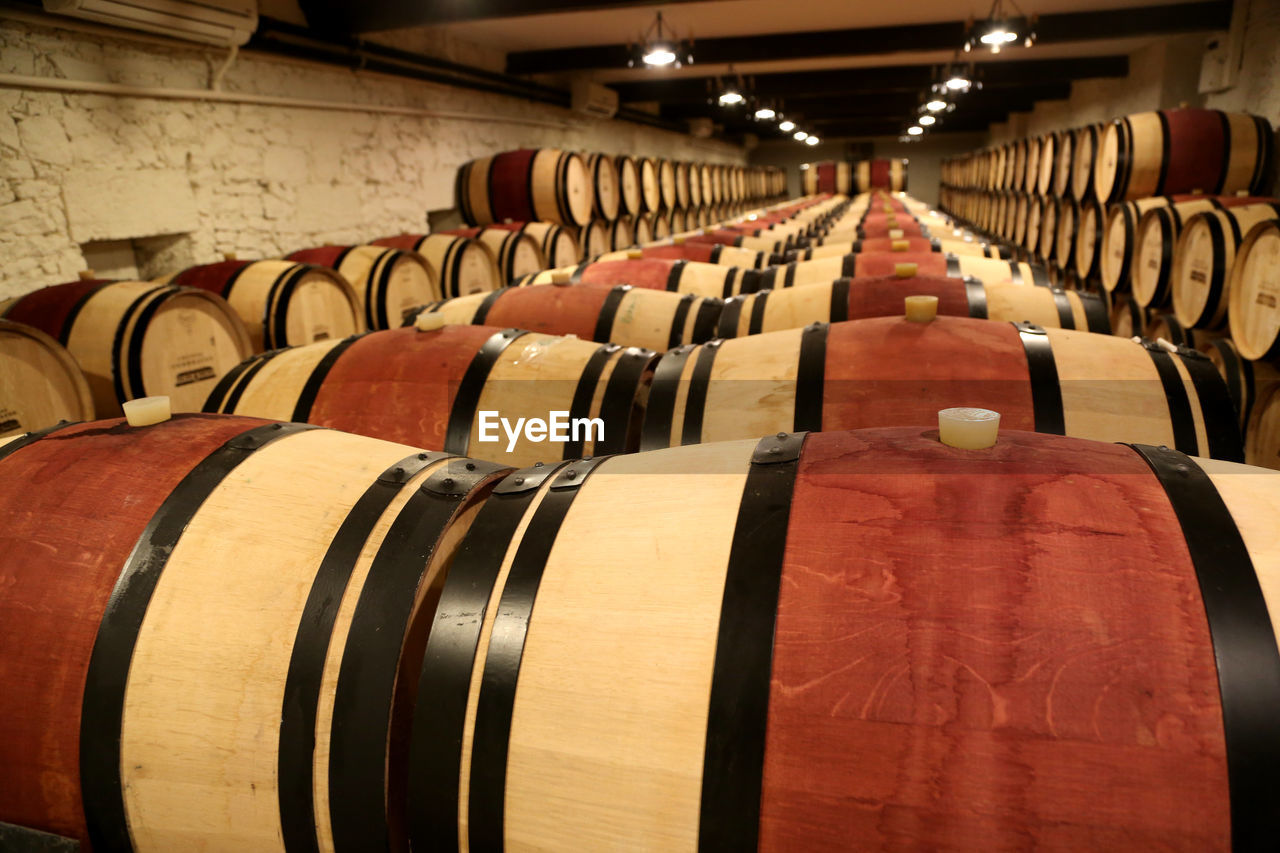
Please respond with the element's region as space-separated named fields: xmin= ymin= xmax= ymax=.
xmin=638 ymin=157 xmax=660 ymax=212
xmin=639 ymin=315 xmax=1241 ymax=460
xmin=1245 ymin=383 xmax=1280 ymax=469
xmin=658 ymin=159 xmax=677 ymax=211
xmin=2 ymin=279 xmax=251 ymax=417
xmin=1172 ymin=203 xmax=1280 ymax=330
xmin=1202 ymin=336 xmax=1280 ymax=438
xmin=1227 ymin=218 xmax=1280 ymax=359
xmin=0 ymin=318 xmax=93 ymax=436
xmin=1071 ymin=123 xmax=1106 ymax=199
xmin=488 ymin=221 xmax=579 ymax=269
xmin=518 ymin=256 xmax=750 ymax=298
xmin=439 ymin=227 xmax=546 ymax=284
xmin=596 ymin=241 xmax=766 ymax=269
xmin=0 ymin=414 xmax=507 ymax=850
xmin=402 ymin=425 xmax=1279 ymax=851
xmin=457 ymin=148 xmax=592 ymax=227
xmin=372 ymin=233 xmax=502 ymax=298
xmin=161 ymin=258 xmax=362 ymax=351
xmin=1131 ymin=198 xmax=1225 ymax=307
xmin=205 ymin=326 xmax=655 ymax=467
xmin=615 ymin=155 xmax=642 ymax=216
xmin=1074 ymin=198 xmax=1106 ymax=280
xmin=751 ymin=252 xmax=1050 ymax=290
xmin=584 ymin=152 xmax=620 ymax=221
xmin=286 ymin=244 xmax=438 ymax=329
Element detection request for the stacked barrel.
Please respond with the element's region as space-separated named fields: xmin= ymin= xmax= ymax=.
xmin=4 ymin=181 xmax=1280 ymax=853
xmin=940 ymin=107 xmax=1280 ymax=467
xmin=800 ymin=160 xmax=852 ymax=194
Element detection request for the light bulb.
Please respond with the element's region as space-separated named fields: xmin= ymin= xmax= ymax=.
xmin=793 ymin=130 xmax=809 ymax=141
xmin=754 ymin=107 xmax=776 ymax=120
xmin=945 ymin=76 xmax=970 ymax=90
xmin=918 ymin=115 xmax=936 ymax=126
xmin=719 ymin=90 xmax=744 ymax=106
xmin=779 ymin=120 xmax=795 ymax=132
xmin=907 ymin=126 xmax=924 ymax=136
xmin=643 ymin=45 xmax=676 ymax=66
xmin=926 ymin=99 xmax=947 ymax=111
xmin=805 ymin=136 xmax=820 ymax=146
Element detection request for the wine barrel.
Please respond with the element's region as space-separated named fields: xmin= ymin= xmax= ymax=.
xmin=578 ymin=220 xmax=612 ymax=259
xmin=160 ymin=259 xmax=362 ymax=351
xmin=1074 ymin=198 xmax=1106 ymax=280
xmin=1055 ymin=197 xmax=1079 ymax=266
xmin=2 ymin=279 xmax=251 ymax=417
xmin=1145 ymin=311 xmax=1219 ymax=349
xmin=402 ymin=424 xmax=1279 ymax=851
xmin=457 ymin=148 xmax=592 ymax=227
xmin=788 ymin=236 xmax=1005 ymax=263
xmin=1100 ymin=197 xmax=1192 ymax=295
xmin=717 ymin=276 xmax=1109 ymax=337
xmin=1036 ymin=132 xmax=1056 ymax=195
xmin=1024 ymin=194 xmax=1043 ymax=254
xmin=638 ymin=157 xmax=660 ymax=212
xmin=518 ymin=256 xmax=750 ymax=298
xmin=1245 ymin=383 xmax=1280 ymax=469
xmin=1038 ymin=193 xmax=1058 ymax=263
xmin=1096 ymin=110 xmax=1272 ymax=203
xmin=413 ymin=283 xmax=722 ymax=351
xmin=0 ymin=413 xmax=506 ymax=850
xmin=856 ymin=159 xmax=908 ymax=192
xmin=669 ymin=207 xmax=688 ymax=233
xmin=675 ymin=161 xmax=692 ymax=209
xmin=1011 ymin=139 xmax=1028 ymax=192
xmin=372 ymin=233 xmax=502 ymax=298
xmin=488 ymin=221 xmax=579 ymax=269
xmin=615 ymin=155 xmax=642 ymax=217
xmin=584 ymin=152 xmax=620 ymax=221
xmin=205 ymin=326 xmax=655 ymax=467
xmin=439 ymin=227 xmax=545 ymax=284
xmin=698 ymin=164 xmax=714 ymax=208
xmin=1071 ymin=123 xmax=1106 ymax=200
xmin=1023 ymin=137 xmax=1041 ymax=193
xmin=1110 ymin=291 xmax=1149 ymax=338
xmin=658 ymin=159 xmax=677 ymax=211
xmin=639 ymin=315 xmax=1241 ymax=459
xmin=1202 ymin=336 xmax=1280 ymax=438
xmin=1172 ymin=203 xmax=1280 ymax=330
xmin=597 ymin=241 xmax=766 ymax=268
xmin=644 ymin=210 xmax=672 ymax=240
xmin=1131 ymin=198 xmax=1225 ymax=307
xmin=686 ymin=229 xmax=792 ymax=255
xmin=751 ymin=253 xmax=1051 ymax=290
xmin=1227 ymin=218 xmax=1280 ymax=360
xmin=633 ymin=213 xmax=654 ymax=246
xmin=287 ymin=244 xmax=438 ymax=330
xmin=0 ymin=318 xmax=93 ymax=436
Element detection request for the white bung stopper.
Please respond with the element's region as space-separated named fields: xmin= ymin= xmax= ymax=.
xmin=938 ymin=407 xmax=1000 ymax=449
xmin=905 ymin=295 xmax=938 ymax=322
xmin=551 ymin=270 xmax=572 ymax=286
xmin=889 ymin=228 xmax=905 ymax=239
xmin=627 ymin=249 xmax=644 ymax=259
xmin=123 ymin=396 xmax=171 ymax=427
xmin=894 ymin=262 xmax=918 ymax=278
xmin=415 ymin=311 xmax=445 ymax=332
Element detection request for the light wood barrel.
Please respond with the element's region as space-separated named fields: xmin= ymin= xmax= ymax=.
xmin=1023 ymin=137 xmax=1041 ymax=193
xmin=639 ymin=315 xmax=1241 ymax=460
xmin=686 ymin=228 xmax=792 ymax=255
xmin=669 ymin=208 xmax=688 ymax=233
xmin=789 ymin=236 xmax=1004 ymax=262
xmin=1132 ymin=198 xmax=1225 ymax=307
xmin=1011 ymin=139 xmax=1028 ymax=192
xmin=373 ymin=233 xmax=502 ymax=297
xmin=0 ymin=318 xmax=93 ymax=436
xmin=584 ymin=152 xmax=620 ymax=221
xmin=1145 ymin=311 xmax=1220 ymax=350
xmin=1070 ymin=123 xmax=1106 ymax=199
xmin=0 ymin=414 xmax=507 ymax=850
xmin=615 ymin=155 xmax=642 ymax=216
xmin=414 ymin=283 xmax=722 ymax=351
xmin=675 ymin=161 xmax=692 ymax=209
xmin=578 ymin=220 xmax=611 ymax=259
xmin=1246 ymin=383 xmax=1280 ymax=469
xmin=488 ymin=222 xmax=579 ymax=269
xmin=1039 ymin=193 xmax=1058 ymax=262
xmin=643 ymin=210 xmax=672 ymax=241
xmin=206 ymin=326 xmax=654 ymax=467
xmin=718 ymin=275 xmax=1109 ymax=336
xmin=438 ymin=228 xmax=545 ymax=285
xmin=1202 ymin=336 xmax=1280 ymax=439
xmin=1036 ymin=132 xmax=1056 ymax=195
xmin=752 ymin=253 xmax=1051 ymax=290
xmin=402 ymin=424 xmax=1279 ymax=850
xmin=608 ymin=216 xmax=636 ymax=250
xmin=697 ymin=164 xmax=714 ymax=207
xmin=596 ymin=241 xmax=766 ymax=268
xmin=287 ymin=244 xmax=438 ymax=329
xmin=457 ymin=148 xmax=592 ymax=227
xmin=638 ymin=157 xmax=661 ymax=212
xmin=1074 ymin=198 xmax=1106 ymax=280
xmin=855 ymin=159 xmax=908 ymax=192
xmin=1024 ymin=194 xmax=1042 ymax=253
xmin=1101 ymin=197 xmax=1187 ymax=295
xmin=1055 ymin=197 xmax=1079 ymax=265
xmin=2 ymin=279 xmax=250 ymax=417
xmin=162 ymin=259 xmax=362 ymax=352
xmin=518 ymin=256 xmax=750 ymax=298
xmin=1096 ymin=109 xmax=1272 ymax=203
xmin=632 ymin=213 xmax=654 ymax=246
xmin=1173 ymin=203 xmax=1280 ymax=331
xmin=1110 ymin=290 xmax=1149 ymax=338
xmin=1227 ymin=218 xmax=1280 ymax=360
xmin=657 ymin=159 xmax=677 ymax=211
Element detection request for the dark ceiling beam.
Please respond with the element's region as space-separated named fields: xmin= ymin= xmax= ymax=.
xmin=611 ymin=56 xmax=1125 ymax=104
xmin=505 ymin=1 xmax=1230 ymax=74
xmin=296 ymin=0 xmax=730 ymax=33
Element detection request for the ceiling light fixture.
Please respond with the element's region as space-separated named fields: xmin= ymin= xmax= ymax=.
xmin=719 ymin=88 xmax=744 ymax=106
xmin=907 ymin=126 xmax=924 ymax=136
xmin=779 ymin=120 xmax=796 ymax=132
xmin=918 ymin=115 xmax=937 ymax=126
xmin=963 ymin=0 xmax=1037 ymax=54
xmin=754 ymin=106 xmax=776 ymax=120
xmin=805 ymin=136 xmax=820 ymax=146
xmin=926 ymin=99 xmax=949 ymax=112
xmin=628 ymin=11 xmax=695 ymax=69
xmin=793 ymin=130 xmax=809 ymax=141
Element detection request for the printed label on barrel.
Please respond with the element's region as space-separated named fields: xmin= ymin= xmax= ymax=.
xmin=173 ymin=352 xmax=216 ymax=387
xmin=1258 ymin=293 xmax=1277 ymax=308
xmin=0 ymin=407 xmax=21 ymax=436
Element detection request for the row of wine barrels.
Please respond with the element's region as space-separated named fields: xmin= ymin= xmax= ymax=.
xmin=204 ymin=325 xmax=657 ymax=467
xmin=800 ymin=161 xmax=852 ymax=195
xmin=638 ymin=314 xmax=1241 ymax=460
xmin=489 ymin=221 xmax=580 ymax=268
xmin=372 ymin=232 xmax=502 ymax=297
xmin=0 ymin=414 xmax=508 ymax=849
xmin=1201 ymin=338 xmax=1279 ymax=438
xmin=395 ymin=422 xmax=1280 ymax=851
xmin=286 ymin=244 xmax=438 ymax=329
xmin=941 ymin=123 xmax=1105 ymax=198
xmin=1095 ymin=109 xmax=1272 ymax=202
xmin=518 ymin=257 xmax=753 ymax=298
xmin=1172 ymin=204 xmax=1280 ymax=332
xmin=0 ymin=317 xmax=94 ymax=436
xmin=457 ymin=148 xmax=593 ymax=227
xmin=412 ymin=283 xmax=723 ymax=351
xmin=854 ymin=159 xmax=908 ymax=193
xmin=440 ymin=227 xmax=546 ymax=284
xmin=1109 ymin=291 xmax=1147 ymax=338
xmin=1101 ymin=195 xmax=1204 ymax=295
xmin=748 ymin=252 xmax=1050 ymax=290
xmin=718 ymin=275 xmax=1109 ymax=336
xmin=596 ymin=242 xmax=768 ymax=269
xmin=159 ymin=259 xmax=362 ymax=352
xmin=1 ymin=278 xmax=251 ymax=416
xmin=601 ymin=157 xmax=783 ymax=217
xmin=1226 ymin=218 xmax=1280 ymax=360
xmin=784 ymin=235 xmax=1007 ymax=263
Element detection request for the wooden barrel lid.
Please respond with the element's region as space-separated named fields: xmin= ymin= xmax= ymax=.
xmin=616 ymin=156 xmax=641 ymax=216
xmin=588 ymin=153 xmax=620 ymax=221
xmin=0 ymin=318 xmax=94 ymax=435
xmin=561 ymin=151 xmax=593 ymax=226
xmin=639 ymin=158 xmax=660 ymax=212
xmin=1245 ymin=384 xmax=1280 ymax=469
xmin=1228 ymin=218 xmax=1280 ymax=360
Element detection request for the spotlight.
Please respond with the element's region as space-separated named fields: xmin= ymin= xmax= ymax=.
xmin=629 ymin=11 xmax=694 ymax=69
xmin=643 ymin=45 xmax=676 ymax=66
xmin=926 ymin=99 xmax=948 ymax=112
xmin=805 ymin=136 xmax=820 ymax=146
xmin=719 ymin=89 xmax=744 ymax=106
xmin=779 ymin=120 xmax=796 ymax=132
xmin=907 ymin=126 xmax=924 ymax=136
xmin=945 ymin=75 xmax=971 ymax=90
xmin=918 ymin=115 xmax=937 ymax=126
xmin=793 ymin=130 xmax=809 ymax=141
xmin=754 ymin=107 xmax=776 ymax=120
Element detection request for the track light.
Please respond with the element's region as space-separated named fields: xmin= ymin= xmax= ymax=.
xmin=628 ymin=12 xmax=694 ymax=69
xmin=779 ymin=120 xmax=796 ymax=132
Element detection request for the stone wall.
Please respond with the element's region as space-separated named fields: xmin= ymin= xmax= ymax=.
xmin=0 ymin=17 xmax=744 ymax=297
